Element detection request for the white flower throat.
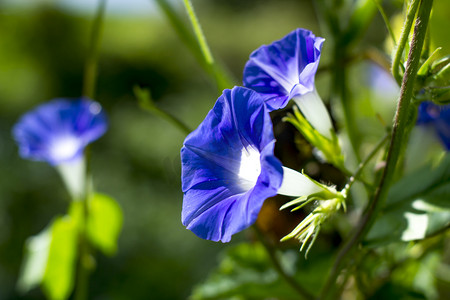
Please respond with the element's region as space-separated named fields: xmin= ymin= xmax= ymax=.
xmin=238 ymin=147 xmax=261 ymax=190
xmin=236 ymin=146 xmax=322 ymax=197
xmin=50 ymin=135 xmax=81 ymax=162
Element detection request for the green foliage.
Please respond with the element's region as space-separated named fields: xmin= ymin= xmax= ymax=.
xmin=17 ymin=215 xmax=79 ymax=300
xmin=284 ymin=106 xmax=345 ymax=172
xmin=191 ymin=243 xmax=293 ymax=300
xmin=42 ymin=216 xmax=79 ymax=300
xmin=86 ymin=193 xmax=123 ymax=256
xmin=16 ymin=223 xmax=52 ymax=295
xmin=190 ymin=242 xmax=334 ymax=300
xmin=16 ymin=193 xmax=122 ymax=299
xmin=366 ymin=154 xmax=450 ymax=246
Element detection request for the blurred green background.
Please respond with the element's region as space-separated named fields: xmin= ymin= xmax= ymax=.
xmin=1 ymin=0 xmax=449 ymax=299
xmin=0 ymin=0 xmax=320 ymax=299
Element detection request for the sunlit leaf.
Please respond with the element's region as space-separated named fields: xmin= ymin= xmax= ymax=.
xmin=16 ymin=224 xmax=52 ymax=294
xmin=365 ymin=154 xmax=450 ymax=246
xmin=42 ymin=215 xmax=79 ymax=300
xmin=87 ymin=193 xmax=123 ymax=255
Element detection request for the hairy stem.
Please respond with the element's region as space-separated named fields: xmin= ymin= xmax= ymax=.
xmin=392 ymin=0 xmax=420 ymax=84
xmin=319 ymin=1 xmax=433 ymax=298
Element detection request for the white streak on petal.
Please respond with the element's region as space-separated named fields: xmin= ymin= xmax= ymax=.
xmin=277 ymin=167 xmax=322 ymax=197
xmin=293 ymin=88 xmax=333 ymax=139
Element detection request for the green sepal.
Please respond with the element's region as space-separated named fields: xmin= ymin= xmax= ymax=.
xmin=284 ymin=106 xmax=345 ymax=172
xmin=416 ymin=52 xmax=450 ymax=104
xmin=279 ymin=177 xmax=345 ymax=257
xmin=416 ymin=86 xmax=450 ymax=105
xmin=417 ymin=47 xmax=442 ymax=77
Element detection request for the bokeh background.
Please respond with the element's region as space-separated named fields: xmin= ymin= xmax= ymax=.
xmin=0 ymin=0 xmax=449 ymax=299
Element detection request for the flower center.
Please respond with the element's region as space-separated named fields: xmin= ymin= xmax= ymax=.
xmin=50 ymin=135 xmax=81 ymax=162
xmin=238 ymin=147 xmax=261 ymax=190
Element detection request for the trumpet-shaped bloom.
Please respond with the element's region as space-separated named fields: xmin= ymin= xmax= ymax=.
xmin=181 ymin=87 xmax=283 ymax=242
xmin=181 ymin=87 xmax=321 ymax=242
xmin=13 ymin=98 xmax=107 ymax=165
xmin=243 ymin=28 xmax=333 ymax=138
xmin=417 ymin=101 xmax=450 ymax=150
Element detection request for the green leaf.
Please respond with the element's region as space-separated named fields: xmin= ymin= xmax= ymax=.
xmin=17 ymin=215 xmax=79 ymax=300
xmin=191 ymin=243 xmax=286 ymax=300
xmin=190 ymin=242 xmax=332 ymax=300
xmin=16 ymin=224 xmax=52 ymax=294
xmin=365 ymin=154 xmax=450 ymax=246
xmin=87 ymin=193 xmax=123 ymax=255
xmin=42 ymin=215 xmax=79 ymax=300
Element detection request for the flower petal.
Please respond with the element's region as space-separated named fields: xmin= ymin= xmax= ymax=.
xmin=243 ymin=28 xmax=324 ymax=111
xmin=181 ymin=87 xmax=283 ymax=242
xmin=12 ymin=98 xmax=107 ymax=165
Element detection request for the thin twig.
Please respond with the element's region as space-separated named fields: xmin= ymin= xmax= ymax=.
xmin=253 ymin=225 xmax=314 ymax=300
xmin=373 ymin=0 xmax=397 ymax=45
xmin=82 ymin=0 xmax=107 ymax=99
xmin=343 ymin=132 xmax=390 ymax=193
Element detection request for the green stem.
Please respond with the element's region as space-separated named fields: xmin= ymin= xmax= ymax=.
xmin=76 ymin=1 xmax=107 ymax=299
xmin=343 ymin=132 xmax=390 ymax=193
xmin=82 ymin=0 xmax=107 ymax=99
xmin=74 ymin=233 xmax=90 ymax=300
xmin=319 ymin=1 xmax=433 ymax=298
xmin=134 ymin=86 xmax=191 ymax=135
xmin=181 ymin=0 xmax=232 ymax=92
xmin=253 ymin=225 xmax=314 ymax=299
xmin=392 ymin=0 xmax=420 ymax=85
xmin=373 ymin=0 xmax=397 ymax=45
xmin=182 ymin=0 xmax=213 ymax=65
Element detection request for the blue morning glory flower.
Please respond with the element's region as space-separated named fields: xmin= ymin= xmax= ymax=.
xmin=243 ymin=28 xmax=333 ymax=139
xmin=181 ymin=87 xmax=321 ymax=242
xmin=417 ymin=101 xmax=450 ymax=150
xmin=13 ymin=98 xmax=108 ymax=166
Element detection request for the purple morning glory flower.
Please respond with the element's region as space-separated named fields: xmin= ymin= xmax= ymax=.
xmin=13 ymin=98 xmax=108 ymax=166
xmin=243 ymin=28 xmax=333 ymax=138
xmin=417 ymin=101 xmax=450 ymax=150
xmin=181 ymin=87 xmax=321 ymax=242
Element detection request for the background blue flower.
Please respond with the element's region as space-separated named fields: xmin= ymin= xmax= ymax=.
xmin=243 ymin=28 xmax=324 ymax=111
xmin=181 ymin=87 xmax=283 ymax=242
xmin=417 ymin=101 xmax=450 ymax=150
xmin=13 ymin=98 xmax=108 ymax=165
